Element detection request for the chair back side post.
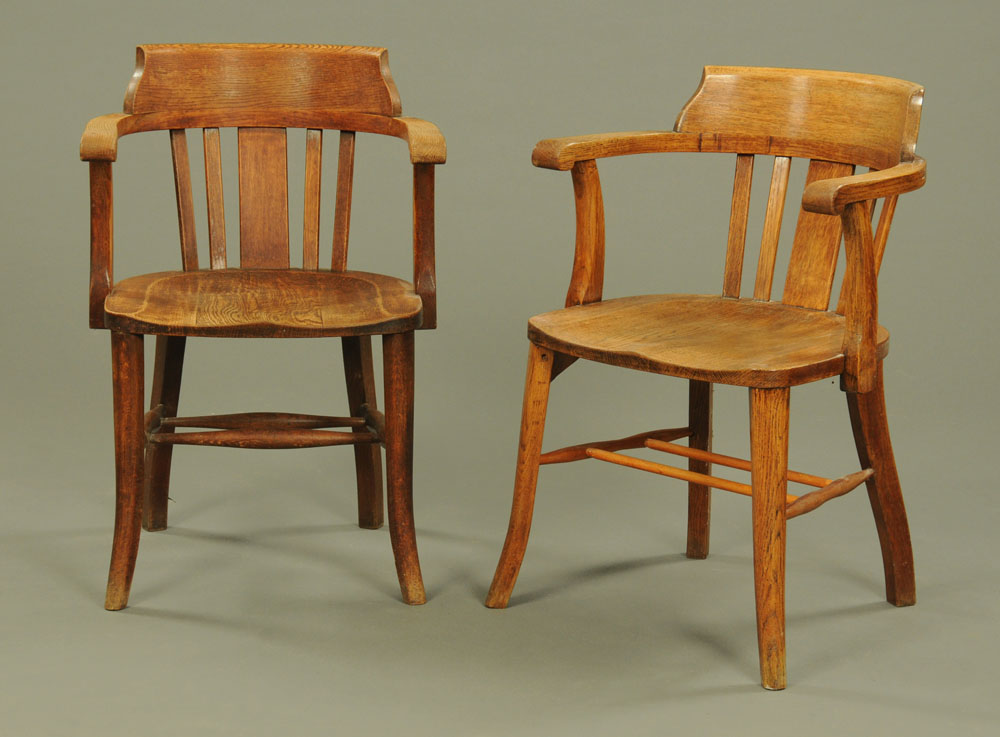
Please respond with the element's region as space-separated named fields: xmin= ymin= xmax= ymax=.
xmin=565 ymin=159 xmax=605 ymax=307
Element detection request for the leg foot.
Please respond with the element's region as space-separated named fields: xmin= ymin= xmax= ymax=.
xmin=485 ymin=343 xmax=554 ymax=608
xmin=750 ymin=386 xmax=789 ymax=690
xmin=106 ymin=332 xmax=145 ymax=610
xmin=847 ymin=362 xmax=915 ymax=606
xmin=383 ymin=332 xmax=424 ymax=604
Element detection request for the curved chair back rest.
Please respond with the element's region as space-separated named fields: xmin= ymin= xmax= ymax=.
xmin=125 ymin=43 xmax=401 ymax=115
xmin=675 ymin=66 xmax=923 ymax=311
xmin=124 ymin=44 xmax=403 ymax=272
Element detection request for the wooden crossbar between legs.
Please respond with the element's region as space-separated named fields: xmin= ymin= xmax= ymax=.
xmin=149 ymin=428 xmax=375 ymax=449
xmin=586 ymin=446 xmax=873 ymax=517
xmin=160 ymin=411 xmax=366 ymax=430
xmin=539 ymin=427 xmax=691 ymax=465
xmin=646 ymin=439 xmax=831 ymax=487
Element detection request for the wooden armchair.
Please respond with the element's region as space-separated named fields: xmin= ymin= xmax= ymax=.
xmin=485 ymin=66 xmax=925 ymax=689
xmin=81 ymin=44 xmax=445 ymax=610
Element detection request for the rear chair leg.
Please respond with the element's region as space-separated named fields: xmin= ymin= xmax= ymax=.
xmin=382 ymin=331 xmax=425 ymax=604
xmin=106 ymin=332 xmax=145 ymax=610
xmin=686 ymin=379 xmax=713 ymax=558
xmin=143 ymin=335 xmax=185 ymax=531
xmin=846 ymin=361 xmax=915 ymax=606
xmin=485 ymin=343 xmax=554 ymax=608
xmin=750 ymin=386 xmax=790 ymax=690
xmin=343 ymin=335 xmax=384 ymax=529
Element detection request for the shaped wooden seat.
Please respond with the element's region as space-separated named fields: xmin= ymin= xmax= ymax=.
xmin=486 ymin=66 xmax=925 ymax=690
xmin=529 ymin=294 xmax=890 ymax=387
xmin=105 ymin=269 xmax=423 ymax=337
xmin=82 ymin=44 xmax=445 ymax=611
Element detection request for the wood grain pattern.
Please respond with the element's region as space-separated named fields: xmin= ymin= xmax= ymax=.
xmin=486 ymin=343 xmax=554 ymax=608
xmin=161 ymin=412 xmax=364 ymax=429
xmin=331 ymin=131 xmax=355 ymax=271
xmin=802 ymin=159 xmax=925 ymax=215
xmin=238 ymin=127 xmax=289 ymax=268
xmin=686 ymin=380 xmax=713 ymax=558
xmin=202 ymin=127 xmax=227 ymax=269
xmin=781 ymin=160 xmax=855 ymax=311
xmin=106 ymin=332 xmax=144 ymax=610
xmin=723 ymin=154 xmax=754 ymax=297
xmin=529 ymin=294 xmax=889 ymax=388
xmin=847 ymin=362 xmax=915 ymax=605
xmin=82 ymin=110 xmax=446 ymax=164
xmin=149 ymin=428 xmax=372 ymax=448
xmin=89 ymin=161 xmax=113 ymax=328
xmin=839 ymin=201 xmax=878 ymax=393
xmin=169 ymin=130 xmax=199 ymax=270
xmin=143 ymin=335 xmax=185 ymax=531
xmin=302 ymin=129 xmax=322 ymax=270
xmin=104 ymin=269 xmax=423 ymax=338
xmin=749 ymin=386 xmax=790 ymax=690
xmin=383 ymin=331 xmax=425 ymax=604
xmin=675 ymin=66 xmax=923 ymax=170
xmin=753 ymin=156 xmax=791 ymax=300
xmin=125 ymin=44 xmax=401 ymax=116
xmin=413 ymin=163 xmax=437 ymax=328
xmin=784 ymin=469 xmax=872 ymax=519
xmin=343 ymin=335 xmax=384 ymax=529
xmin=566 ymin=160 xmax=605 ymax=306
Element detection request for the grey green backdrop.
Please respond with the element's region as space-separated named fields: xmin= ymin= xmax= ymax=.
xmin=2 ymin=0 xmax=997 ymax=734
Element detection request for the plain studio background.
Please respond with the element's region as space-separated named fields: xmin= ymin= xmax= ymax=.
xmin=1 ymin=1 xmax=996 ymax=734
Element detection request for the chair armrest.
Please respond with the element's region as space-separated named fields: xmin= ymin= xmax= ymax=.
xmin=532 ymin=131 xmax=702 ymax=170
xmin=802 ymin=158 xmax=926 ymax=215
xmin=394 ymin=117 xmax=447 ymax=165
xmin=81 ymin=113 xmax=132 ymax=161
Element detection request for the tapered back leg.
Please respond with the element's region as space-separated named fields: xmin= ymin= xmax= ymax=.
xmin=686 ymin=379 xmax=713 ymax=558
xmin=846 ymin=362 xmax=915 ymax=606
xmin=486 ymin=342 xmax=555 ymax=609
xmin=106 ymin=332 xmax=145 ymax=610
xmin=342 ymin=335 xmax=384 ymax=530
xmin=143 ymin=335 xmax=185 ymax=531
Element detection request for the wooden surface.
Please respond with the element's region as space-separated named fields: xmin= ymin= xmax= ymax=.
xmin=143 ymin=335 xmax=185 ymax=531
xmin=749 ymin=387 xmax=790 ymax=690
xmin=331 ymin=131 xmax=356 ymax=271
xmin=169 ymin=130 xmax=199 ymax=270
xmin=302 ymin=129 xmax=322 ymax=270
xmin=104 ymin=269 xmax=423 ymax=337
xmin=686 ymin=380 xmax=713 ymax=558
xmin=125 ymin=44 xmax=401 ymax=116
xmin=343 ymin=335 xmax=384 ymax=529
xmin=539 ymin=426 xmax=690 ymax=465
xmin=528 ymin=294 xmax=889 ymax=388
xmin=383 ymin=332 xmax=425 ymax=604
xmin=675 ymin=66 xmax=923 ymax=170
xmin=81 ymin=110 xmax=445 ymax=164
xmin=106 ymin=332 xmax=144 ymax=610
xmin=753 ymin=156 xmax=791 ymax=300
xmin=566 ymin=160 xmax=605 ymax=306
xmin=88 ymin=161 xmax=113 ymax=328
xmin=238 ymin=127 xmax=290 ymax=268
xmin=486 ymin=344 xmax=554 ymax=608
xmin=202 ymin=128 xmax=227 ymax=268
xmin=723 ymin=154 xmax=754 ymax=297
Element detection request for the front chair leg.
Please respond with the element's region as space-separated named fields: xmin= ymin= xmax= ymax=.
xmin=143 ymin=335 xmax=185 ymax=531
xmin=749 ymin=386 xmax=790 ymax=690
xmin=343 ymin=335 xmax=384 ymax=530
xmin=106 ymin=331 xmax=145 ymax=610
xmin=846 ymin=361 xmax=915 ymax=606
xmin=382 ymin=331 xmax=425 ymax=605
xmin=485 ymin=342 xmax=554 ymax=608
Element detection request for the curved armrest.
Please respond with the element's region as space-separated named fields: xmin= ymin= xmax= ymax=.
xmin=532 ymin=131 xmax=702 ymax=170
xmin=81 ymin=110 xmax=446 ymax=164
xmin=802 ymin=158 xmax=925 ymax=215
xmin=81 ymin=113 xmax=131 ymax=161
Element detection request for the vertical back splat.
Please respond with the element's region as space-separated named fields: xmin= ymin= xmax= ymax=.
xmin=753 ymin=157 xmax=791 ymax=301
xmin=332 ymin=131 xmax=357 ymax=271
xmin=781 ymin=159 xmax=855 ymax=310
xmin=238 ymin=127 xmax=290 ymax=268
xmin=303 ymin=129 xmax=323 ymax=270
xmin=169 ymin=130 xmax=199 ymax=270
xmin=723 ymin=154 xmax=754 ymax=297
xmin=202 ymin=127 xmax=227 ymax=269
